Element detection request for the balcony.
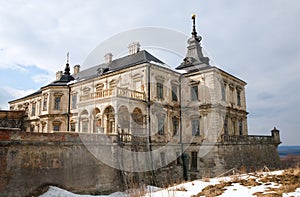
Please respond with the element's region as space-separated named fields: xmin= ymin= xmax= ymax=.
xmin=80 ymin=87 xmax=146 ymax=102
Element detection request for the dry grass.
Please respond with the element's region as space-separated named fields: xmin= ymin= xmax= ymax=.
xmin=253 ymin=167 xmax=300 ymax=196
xmin=253 ymin=190 xmax=282 ymax=197
xmin=151 ymin=167 xmax=300 ymax=197
xmin=239 ymin=178 xmax=261 ymax=187
xmin=192 ymin=181 xmax=232 ymax=197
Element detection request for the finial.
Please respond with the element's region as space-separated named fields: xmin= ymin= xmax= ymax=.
xmin=67 ymin=52 xmax=69 ymax=64
xmin=64 ymin=52 xmax=70 ymax=75
xmin=191 ymin=14 xmax=197 ymax=38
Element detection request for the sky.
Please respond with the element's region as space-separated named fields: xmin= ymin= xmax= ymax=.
xmin=0 ymin=0 xmax=299 ymax=145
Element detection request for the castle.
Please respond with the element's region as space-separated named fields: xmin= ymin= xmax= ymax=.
xmin=2 ymin=15 xmax=281 ymax=195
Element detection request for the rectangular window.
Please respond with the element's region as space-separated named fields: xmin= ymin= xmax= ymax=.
xmin=237 ymin=90 xmax=241 ymax=106
xmin=232 ymin=120 xmax=236 ymax=134
xmin=31 ymin=103 xmax=36 ymax=116
xmin=191 ymin=151 xmax=198 ymax=171
xmin=221 ymin=84 xmax=226 ymax=101
xmin=70 ymin=123 xmax=76 ymax=132
xmin=157 ymin=82 xmax=163 ymax=99
xmin=192 ymin=119 xmax=200 ymax=136
xmin=53 ymin=124 xmax=60 ymax=131
xmin=43 ymin=97 xmax=47 ymax=111
xmin=158 ymin=116 xmax=165 ymax=135
xmin=82 ymin=121 xmax=88 ymax=133
xmin=191 ymin=85 xmax=199 ymax=101
xmin=171 ymin=85 xmax=178 ymax=101
xmin=239 ymin=120 xmax=243 ymax=135
xmin=172 ymin=117 xmax=179 ymax=136
xmin=224 ymin=117 xmax=228 ymax=135
xmin=71 ymin=94 xmax=77 ymax=109
xmin=160 ymin=152 xmax=166 ymax=166
xmin=54 ymin=97 xmax=61 ymax=110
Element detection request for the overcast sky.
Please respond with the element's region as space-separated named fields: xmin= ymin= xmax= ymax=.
xmin=0 ymin=0 xmax=299 ymax=145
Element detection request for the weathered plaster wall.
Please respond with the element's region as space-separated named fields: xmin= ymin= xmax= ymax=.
xmin=0 ymin=129 xmax=280 ymax=196
xmin=0 ymin=130 xmax=122 ymax=196
xmin=187 ymin=140 xmax=281 ymax=180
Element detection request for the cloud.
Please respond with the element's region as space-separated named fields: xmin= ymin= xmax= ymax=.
xmin=31 ymin=74 xmax=53 ymax=84
xmin=0 ymin=0 xmax=299 ymax=144
xmin=0 ymin=86 xmax=35 ymax=110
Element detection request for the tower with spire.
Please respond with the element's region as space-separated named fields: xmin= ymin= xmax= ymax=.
xmin=58 ymin=52 xmax=74 ymax=83
xmin=176 ymin=14 xmax=210 ymax=72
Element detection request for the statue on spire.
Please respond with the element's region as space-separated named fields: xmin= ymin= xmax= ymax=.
xmin=191 ymin=14 xmax=200 ymax=42
xmin=64 ymin=52 xmax=71 ymax=75
xmin=67 ymin=52 xmax=69 ymax=64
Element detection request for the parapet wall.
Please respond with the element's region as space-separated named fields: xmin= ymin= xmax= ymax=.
xmin=0 ymin=129 xmax=281 ymax=196
xmin=0 ymin=129 xmax=122 ymax=197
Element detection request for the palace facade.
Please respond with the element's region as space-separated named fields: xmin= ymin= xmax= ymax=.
xmin=8 ymin=16 xmax=280 ymax=179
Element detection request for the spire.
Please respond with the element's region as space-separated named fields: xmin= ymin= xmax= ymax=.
xmin=64 ymin=52 xmax=71 ymax=75
xmin=175 ymin=14 xmax=210 ymax=72
xmin=191 ymin=14 xmax=200 ymax=42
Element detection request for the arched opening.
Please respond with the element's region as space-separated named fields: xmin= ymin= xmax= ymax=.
xmin=104 ymin=106 xmax=115 ymax=134
xmin=131 ymin=107 xmax=144 ymax=135
xmin=92 ymin=108 xmax=102 ymax=133
xmin=118 ymin=106 xmax=130 ymax=142
xmin=118 ymin=106 xmax=130 ymax=132
xmin=80 ymin=110 xmax=89 ymax=133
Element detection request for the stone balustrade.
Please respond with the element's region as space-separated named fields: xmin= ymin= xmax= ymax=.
xmin=80 ymin=87 xmax=146 ymax=102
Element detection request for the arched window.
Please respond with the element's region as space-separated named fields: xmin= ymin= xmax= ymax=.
xmin=131 ymin=107 xmax=144 ymax=135
xmin=104 ymin=106 xmax=115 ymax=134
xmin=92 ymin=108 xmax=101 ymax=133
xmin=118 ymin=106 xmax=130 ymax=131
xmin=80 ymin=110 xmax=89 ymax=133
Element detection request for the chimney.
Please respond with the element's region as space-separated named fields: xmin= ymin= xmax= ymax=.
xmin=73 ymin=64 xmax=80 ymax=74
xmin=128 ymin=42 xmax=140 ymax=55
xmin=104 ymin=53 xmax=113 ymax=63
xmin=56 ymin=71 xmax=63 ymax=80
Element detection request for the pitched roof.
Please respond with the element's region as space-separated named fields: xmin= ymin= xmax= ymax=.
xmin=9 ymin=50 xmax=165 ymax=103
xmin=73 ymin=50 xmax=164 ymax=81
